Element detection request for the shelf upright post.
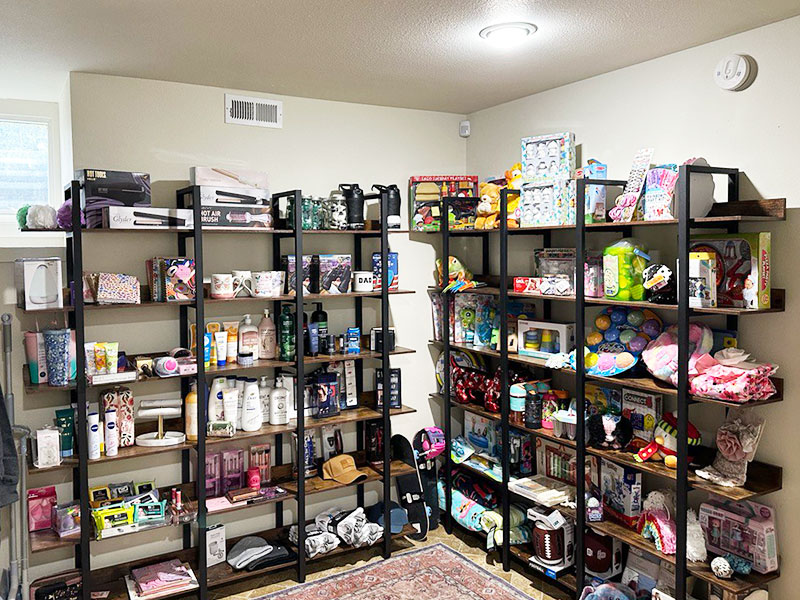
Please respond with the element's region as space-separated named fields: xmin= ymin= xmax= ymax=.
xmin=176 ymin=189 xmax=192 ymax=550
xmin=379 ymin=190 xmax=392 ymax=559
xmin=676 ymin=165 xmax=691 ymax=600
xmin=292 ymin=190 xmax=307 ymax=583
xmin=441 ymin=196 xmax=452 ymax=535
xmin=499 ymin=189 xmax=511 ymax=572
xmin=66 ymin=180 xmax=91 ymax=600
xmin=272 ymin=232 xmax=285 ymax=529
xmin=574 ymin=179 xmax=587 ymax=592
xmin=190 ymin=187 xmax=209 ymax=600
xmin=354 ymin=234 xmax=366 ymax=509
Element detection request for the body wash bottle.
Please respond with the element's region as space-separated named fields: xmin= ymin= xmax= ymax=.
xmin=311 ymin=303 xmax=328 ymax=353
xmin=258 ymin=309 xmax=276 ymax=360
xmin=208 ymin=377 xmax=226 ymax=422
xmin=238 ymin=314 xmax=259 ymax=360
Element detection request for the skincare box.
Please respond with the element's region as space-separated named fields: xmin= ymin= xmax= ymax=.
xmin=15 ymin=258 xmax=63 ymax=311
xmin=206 ymin=524 xmax=227 ymax=567
xmin=75 ymin=169 xmax=151 ymax=228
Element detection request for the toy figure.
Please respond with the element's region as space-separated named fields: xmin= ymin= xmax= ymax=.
xmin=475 ymin=182 xmax=501 ymax=229
xmin=635 ymin=412 xmax=701 ymax=469
xmin=586 ymin=413 xmax=633 ymax=450
xmin=435 ymin=255 xmax=473 ymax=287
xmin=504 ymin=163 xmax=523 ymax=190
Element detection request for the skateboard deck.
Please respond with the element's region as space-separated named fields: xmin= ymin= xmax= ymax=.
xmin=391 ymin=434 xmax=428 ymax=541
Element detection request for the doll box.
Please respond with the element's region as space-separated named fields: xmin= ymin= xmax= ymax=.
xmin=689 ymin=251 xmax=717 ymax=308
xmin=698 ymin=499 xmax=778 ymax=574
xmin=517 ymin=320 xmax=575 ymax=360
xmin=600 ymin=458 xmax=642 ymax=527
xmin=408 ymin=175 xmax=479 ymax=231
xmin=621 ymin=388 xmax=662 ymax=449
xmin=520 ymin=132 xmax=576 ymax=184
xmin=690 ymin=233 xmax=770 ymax=309
xmin=577 ymin=159 xmax=608 ymax=223
xmin=519 ymin=179 xmax=576 ymax=227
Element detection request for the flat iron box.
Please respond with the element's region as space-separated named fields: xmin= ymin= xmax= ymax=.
xmin=75 ymin=169 xmax=151 ymax=228
xmin=15 ymin=258 xmax=63 ymax=310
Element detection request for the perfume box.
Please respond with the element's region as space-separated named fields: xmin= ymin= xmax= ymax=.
xmin=15 ymin=258 xmax=63 ymax=311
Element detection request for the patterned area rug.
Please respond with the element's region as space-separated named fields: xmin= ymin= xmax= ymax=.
xmin=259 ymin=543 xmax=531 ymax=599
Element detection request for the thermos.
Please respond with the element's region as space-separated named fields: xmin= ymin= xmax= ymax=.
xmin=524 ymin=386 xmax=543 ymax=429
xmin=372 ymin=184 xmax=402 ymax=229
xmin=339 ymin=183 xmax=365 ymax=230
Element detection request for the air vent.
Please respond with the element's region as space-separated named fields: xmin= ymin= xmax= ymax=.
xmin=225 ymin=93 xmax=283 ymax=128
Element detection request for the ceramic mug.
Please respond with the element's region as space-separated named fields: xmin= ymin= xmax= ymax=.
xmin=252 ymin=271 xmax=284 ymax=298
xmin=211 ymin=273 xmax=234 ymax=299
xmin=352 ymin=271 xmax=373 ymax=292
xmin=232 ymin=270 xmax=252 ymax=297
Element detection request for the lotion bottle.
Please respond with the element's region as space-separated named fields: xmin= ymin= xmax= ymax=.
xmin=238 ymin=314 xmax=259 ymax=360
xmin=269 ymin=383 xmax=289 ymax=425
xmin=208 ymin=377 xmax=226 ymax=422
xmin=184 ymin=382 xmax=198 ymax=442
xmin=259 ymin=375 xmax=272 ymax=419
xmin=242 ymin=378 xmax=263 ymax=432
xmin=258 ymin=309 xmax=276 ymax=359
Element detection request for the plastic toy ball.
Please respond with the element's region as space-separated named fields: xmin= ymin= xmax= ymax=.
xmin=628 ymin=335 xmax=648 ymax=354
xmin=627 ymin=310 xmax=645 ymax=327
xmin=595 ymin=314 xmax=611 ymax=331
xmin=604 ymin=328 xmax=620 ymax=342
xmin=585 ymin=352 xmax=599 ymax=368
xmin=610 ymin=308 xmax=627 ymax=324
xmin=586 ymin=331 xmax=603 ymax=347
xmin=642 ymin=319 xmax=661 ymax=339
xmin=619 ymin=329 xmax=637 ymax=345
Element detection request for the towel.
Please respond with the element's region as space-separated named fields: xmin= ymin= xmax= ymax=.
xmin=226 ymin=536 xmax=273 ymax=570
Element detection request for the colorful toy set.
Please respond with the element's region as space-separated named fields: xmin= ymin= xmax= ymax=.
xmin=521 ymin=132 xmax=576 ymax=183
xmin=621 ymin=388 xmax=662 ymax=449
xmin=519 ymin=179 xmax=576 ymax=227
xmin=603 ymin=238 xmax=649 ymax=301
xmin=689 ymin=251 xmax=718 ymax=308
xmin=582 ymin=306 xmax=663 ymax=377
xmin=408 ymin=175 xmax=479 ymax=231
xmin=518 ymin=320 xmax=576 ymax=360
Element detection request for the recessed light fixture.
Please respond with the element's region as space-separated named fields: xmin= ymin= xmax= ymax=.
xmin=479 ymin=21 xmax=537 ymax=47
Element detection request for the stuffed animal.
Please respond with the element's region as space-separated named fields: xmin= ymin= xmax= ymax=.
xmin=504 ymin=164 xmax=523 ymax=229
xmin=635 ymin=411 xmax=701 ymax=469
xmin=586 ymin=413 xmax=633 ymax=450
xmin=580 ymin=583 xmax=636 ymax=600
xmin=505 ymin=163 xmax=524 ymax=190
xmin=475 ymin=182 xmax=501 ymax=229
xmin=435 ymin=256 xmax=472 ymax=288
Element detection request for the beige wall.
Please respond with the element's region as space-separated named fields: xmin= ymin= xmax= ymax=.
xmin=465 ymin=16 xmax=799 ymax=598
xmin=7 ymin=72 xmax=465 ymax=580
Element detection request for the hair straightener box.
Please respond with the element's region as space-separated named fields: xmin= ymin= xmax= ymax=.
xmin=75 ymin=169 xmax=151 ymax=228
xmin=103 ymin=206 xmax=193 ymax=230
xmin=190 ymin=166 xmax=269 ymax=190
xmin=199 ymin=186 xmax=270 ymax=206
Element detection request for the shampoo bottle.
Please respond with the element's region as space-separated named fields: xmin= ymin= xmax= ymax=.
xmin=238 ymin=314 xmax=259 ymax=360
xmin=269 ymin=383 xmax=289 ymax=425
xmin=258 ymin=309 xmax=276 ymax=360
xmin=279 ymin=305 xmax=296 ymax=361
xmin=185 ymin=382 xmax=198 ymax=442
xmin=311 ymin=302 xmax=328 ymax=353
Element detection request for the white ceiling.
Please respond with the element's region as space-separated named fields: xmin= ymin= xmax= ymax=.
xmin=2 ymin=1 xmax=799 ymax=113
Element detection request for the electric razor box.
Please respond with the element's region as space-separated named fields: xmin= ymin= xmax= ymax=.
xmin=199 ymin=206 xmax=273 ymax=229
xmin=75 ymin=169 xmax=151 ymax=228
xmin=198 ymin=186 xmax=270 ymax=207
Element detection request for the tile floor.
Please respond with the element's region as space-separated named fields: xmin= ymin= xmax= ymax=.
xmin=210 ymin=527 xmax=569 ymax=600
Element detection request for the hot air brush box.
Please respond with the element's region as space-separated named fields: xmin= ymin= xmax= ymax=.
xmin=199 ymin=205 xmax=274 ymax=229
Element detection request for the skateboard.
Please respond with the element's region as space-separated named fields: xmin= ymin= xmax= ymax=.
xmin=413 ymin=427 xmax=445 ymax=531
xmin=391 ymin=434 xmax=428 ymax=541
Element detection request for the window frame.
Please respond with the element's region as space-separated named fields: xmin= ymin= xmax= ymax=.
xmin=0 ymin=99 xmax=64 ymax=248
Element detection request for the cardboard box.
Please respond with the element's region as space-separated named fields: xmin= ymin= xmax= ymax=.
xmin=520 ymin=132 xmax=576 ymax=183
xmin=15 ymin=258 xmax=63 ymax=311
xmin=206 ymin=524 xmax=226 ymax=567
xmin=535 ymin=438 xmax=599 ymax=487
xmin=199 ymin=205 xmax=273 ymax=228
xmin=601 ymin=458 xmax=642 ymax=527
xmin=372 ymin=252 xmax=398 ymax=291
xmin=282 ymin=254 xmax=313 ymax=295
xmin=319 ymin=254 xmax=352 ymax=294
xmin=76 ymin=169 xmax=151 ymax=228
xmin=408 ymin=175 xmax=479 ymax=232
xmin=689 ymin=251 xmax=717 ymax=308
xmin=621 ymin=388 xmax=662 ymax=449
xmin=690 ymin=232 xmax=770 ymax=309
xmin=518 ymin=320 xmax=575 ymax=359
xmin=375 ymin=367 xmax=401 ymax=409
xmin=190 ymin=166 xmax=269 ymax=190
xmin=585 ymin=384 xmax=622 ymax=416
xmin=519 ymin=179 xmax=576 ymax=227
xmin=103 ymin=206 xmax=193 ymax=230
xmin=577 ymin=159 xmax=608 ymax=223
xmin=198 ymin=185 xmax=270 ymax=206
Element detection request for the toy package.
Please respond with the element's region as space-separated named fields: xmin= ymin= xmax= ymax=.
xmin=621 ymin=388 xmax=662 ymax=449
xmin=603 ymin=239 xmax=649 ymax=301
xmin=520 ymin=132 xmax=576 ymax=183
xmin=319 ymin=254 xmax=352 ymax=295
xmin=585 ymin=384 xmax=622 ymax=416
xmin=699 ymin=499 xmax=779 ymax=574
xmin=464 ymin=413 xmax=496 ymax=459
xmin=372 ymin=251 xmax=398 ymax=291
xmin=408 ymin=175 xmax=479 ymax=231
xmin=688 ymin=251 xmax=717 ymax=308
xmin=519 ymin=179 xmax=576 ymax=227
xmin=454 ymin=293 xmax=479 ymax=344
xmin=163 ymin=258 xmax=196 ymax=302
xmin=620 ymin=547 xmax=660 ymax=597
xmin=518 ymin=320 xmax=576 ymax=360
xmin=600 ymin=458 xmax=642 ymax=527
xmin=690 ymin=233 xmax=771 ymax=309
xmin=535 ymin=438 xmax=599 ymax=488
xmin=577 ymin=159 xmax=608 ymax=223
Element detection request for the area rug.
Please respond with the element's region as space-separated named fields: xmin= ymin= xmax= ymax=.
xmin=260 ymin=543 xmax=531 ymax=599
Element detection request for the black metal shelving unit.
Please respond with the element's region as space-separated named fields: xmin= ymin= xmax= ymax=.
xmin=435 ymin=168 xmax=785 ymax=599
xmin=25 ymin=181 xmax=407 ymax=600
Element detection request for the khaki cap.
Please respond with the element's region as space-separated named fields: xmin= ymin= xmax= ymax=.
xmin=321 ymin=454 xmax=368 ymax=484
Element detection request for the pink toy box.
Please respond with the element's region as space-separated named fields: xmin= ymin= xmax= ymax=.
xmin=699 ymin=499 xmax=778 ymax=574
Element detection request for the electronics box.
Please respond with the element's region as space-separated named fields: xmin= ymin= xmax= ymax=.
xmin=206 ymin=523 xmax=226 ymax=567
xmin=699 ymin=499 xmax=778 ymax=574
xmin=520 ymin=132 xmax=576 ymax=184
xmin=690 ymin=233 xmax=770 ymax=309
xmin=198 ymin=186 xmax=270 ymax=207
xmin=600 ymin=458 xmax=642 ymax=527
xmin=75 ymin=169 xmax=151 ymax=228
xmin=15 ymin=258 xmax=63 ymax=311
xmin=190 ymin=166 xmax=269 ymax=190
xmin=199 ymin=205 xmax=273 ymax=229
xmin=621 ymin=387 xmax=662 ymax=449
xmin=103 ymin=206 xmax=193 ymax=230
xmin=518 ymin=320 xmax=575 ymax=359
xmin=319 ymin=254 xmax=352 ymax=294
xmin=408 ymin=175 xmax=479 ymax=232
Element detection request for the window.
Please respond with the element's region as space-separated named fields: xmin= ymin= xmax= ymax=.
xmin=0 ymin=99 xmax=62 ymax=247
xmin=0 ymin=119 xmax=51 ymax=214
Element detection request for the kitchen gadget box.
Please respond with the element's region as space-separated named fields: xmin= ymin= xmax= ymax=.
xmin=408 ymin=175 xmax=479 ymax=231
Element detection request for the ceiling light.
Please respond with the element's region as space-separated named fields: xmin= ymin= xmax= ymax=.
xmin=479 ymin=22 xmax=537 ymax=47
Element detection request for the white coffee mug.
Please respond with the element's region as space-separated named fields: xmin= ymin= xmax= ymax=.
xmin=232 ymin=270 xmax=252 ymax=297
xmin=252 ymin=271 xmax=283 ymax=298
xmin=211 ymin=273 xmax=234 ymax=299
xmin=353 ymin=271 xmax=373 ymax=292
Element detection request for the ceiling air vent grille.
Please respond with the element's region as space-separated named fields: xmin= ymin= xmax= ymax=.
xmin=225 ymin=93 xmax=283 ymax=128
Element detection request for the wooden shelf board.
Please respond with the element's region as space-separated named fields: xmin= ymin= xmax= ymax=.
xmin=282 ymin=458 xmax=414 ymax=495
xmin=30 ymin=528 xmax=80 ymax=553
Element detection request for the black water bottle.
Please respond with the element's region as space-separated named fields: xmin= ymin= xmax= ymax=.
xmin=372 ymin=184 xmax=402 ymax=229
xmin=339 ymin=183 xmax=365 ymax=230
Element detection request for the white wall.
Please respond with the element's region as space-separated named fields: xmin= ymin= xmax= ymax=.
xmin=7 ymin=72 xmax=465 ymax=580
xmin=466 ymin=16 xmax=799 ymax=598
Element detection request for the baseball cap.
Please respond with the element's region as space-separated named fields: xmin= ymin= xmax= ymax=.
xmin=366 ymin=501 xmax=409 ymax=534
xmin=321 ymin=454 xmax=368 ymax=485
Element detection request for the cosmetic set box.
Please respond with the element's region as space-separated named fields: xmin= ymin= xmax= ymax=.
xmin=76 ymin=169 xmax=151 ymax=228
xmin=15 ymin=258 xmax=63 ymax=311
